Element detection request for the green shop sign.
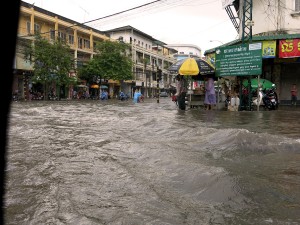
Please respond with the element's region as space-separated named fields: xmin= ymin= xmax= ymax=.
xmin=215 ymin=43 xmax=262 ymax=76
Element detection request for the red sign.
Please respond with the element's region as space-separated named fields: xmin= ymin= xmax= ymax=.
xmin=279 ymin=39 xmax=300 ymax=58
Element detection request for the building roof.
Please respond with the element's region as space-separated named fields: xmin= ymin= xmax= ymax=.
xmin=166 ymin=44 xmax=202 ymax=52
xmin=204 ymin=33 xmax=300 ymax=55
xmin=104 ymin=25 xmax=155 ymax=41
xmin=104 ymin=25 xmax=172 ymax=47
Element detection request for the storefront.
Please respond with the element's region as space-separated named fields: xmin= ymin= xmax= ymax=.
xmin=204 ymin=34 xmax=300 ymax=106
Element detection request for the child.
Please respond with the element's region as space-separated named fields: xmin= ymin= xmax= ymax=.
xmin=291 ymin=84 xmax=297 ymax=106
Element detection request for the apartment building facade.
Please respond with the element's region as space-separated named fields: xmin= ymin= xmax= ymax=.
xmin=15 ymin=1 xmax=113 ymax=100
xmin=165 ymin=44 xmax=202 ymax=61
xmin=104 ymin=26 xmax=177 ymax=98
xmin=14 ymin=1 xmax=177 ymax=100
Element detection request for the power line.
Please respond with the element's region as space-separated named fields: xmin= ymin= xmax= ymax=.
xmin=19 ymin=0 xmax=164 ymax=38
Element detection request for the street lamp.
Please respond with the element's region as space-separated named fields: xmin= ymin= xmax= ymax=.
xmin=209 ymin=40 xmax=224 ymax=45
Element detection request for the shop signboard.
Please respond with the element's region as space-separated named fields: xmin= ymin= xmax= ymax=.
xmin=279 ymin=39 xmax=300 ymax=58
xmin=215 ymin=43 xmax=262 ymax=77
xmin=262 ymin=40 xmax=276 ymax=58
xmin=205 ymin=53 xmax=216 ymax=66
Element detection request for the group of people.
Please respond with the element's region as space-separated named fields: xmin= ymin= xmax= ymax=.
xmin=175 ymin=75 xmax=216 ymax=110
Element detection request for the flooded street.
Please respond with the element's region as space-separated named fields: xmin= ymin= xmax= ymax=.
xmin=4 ymin=98 xmax=300 ymax=225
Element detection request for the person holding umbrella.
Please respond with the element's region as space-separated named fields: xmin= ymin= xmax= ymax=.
xmin=175 ymin=75 xmax=187 ymax=110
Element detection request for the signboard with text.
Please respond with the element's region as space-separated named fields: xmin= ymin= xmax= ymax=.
xmin=215 ymin=43 xmax=262 ymax=77
xmin=279 ymin=39 xmax=300 ymax=58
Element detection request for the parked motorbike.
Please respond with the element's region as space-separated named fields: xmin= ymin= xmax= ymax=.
xmin=253 ymin=86 xmax=278 ymax=110
xmin=48 ymin=92 xmax=58 ymax=100
xmin=119 ymin=92 xmax=129 ymax=101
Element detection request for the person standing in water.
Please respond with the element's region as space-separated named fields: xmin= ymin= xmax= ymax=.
xmin=175 ymin=75 xmax=187 ymax=110
xmin=204 ymin=77 xmax=216 ymax=110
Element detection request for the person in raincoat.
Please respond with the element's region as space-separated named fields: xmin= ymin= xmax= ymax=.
xmin=133 ymin=89 xmax=142 ymax=103
xmin=100 ymin=90 xmax=108 ymax=100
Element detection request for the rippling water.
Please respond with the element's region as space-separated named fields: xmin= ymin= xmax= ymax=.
xmin=4 ymin=98 xmax=300 ymax=225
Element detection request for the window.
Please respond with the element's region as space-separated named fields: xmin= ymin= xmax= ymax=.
xmin=50 ymin=29 xmax=55 ymax=40
xmin=26 ymin=21 xmax=30 ymax=34
xmin=58 ymin=31 xmax=66 ymax=42
xmin=78 ymin=38 xmax=83 ymax=48
xmin=84 ymin=39 xmax=90 ymax=49
xmin=34 ymin=23 xmax=40 ymax=34
xmin=68 ymin=34 xmax=74 ymax=44
xmin=296 ymin=0 xmax=300 ymax=11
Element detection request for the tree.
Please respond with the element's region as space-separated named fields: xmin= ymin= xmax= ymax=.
xmin=78 ymin=40 xmax=133 ymax=83
xmin=24 ymin=34 xmax=75 ymax=99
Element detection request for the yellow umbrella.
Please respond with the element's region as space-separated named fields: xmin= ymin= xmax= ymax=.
xmin=178 ymin=58 xmax=199 ymax=75
xmin=90 ymin=84 xmax=99 ymax=88
xmin=168 ymin=58 xmax=215 ymax=77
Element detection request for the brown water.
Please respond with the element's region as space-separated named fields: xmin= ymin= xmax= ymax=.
xmin=4 ymin=98 xmax=300 ymax=225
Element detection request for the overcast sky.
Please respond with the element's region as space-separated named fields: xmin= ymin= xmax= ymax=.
xmin=22 ymin=0 xmax=238 ymax=55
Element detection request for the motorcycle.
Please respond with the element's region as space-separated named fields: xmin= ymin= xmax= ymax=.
xmin=119 ymin=92 xmax=129 ymax=101
xmin=252 ymin=86 xmax=278 ymax=110
xmin=48 ymin=92 xmax=58 ymax=100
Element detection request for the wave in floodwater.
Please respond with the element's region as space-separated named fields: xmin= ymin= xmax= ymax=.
xmin=4 ymin=99 xmax=300 ymax=225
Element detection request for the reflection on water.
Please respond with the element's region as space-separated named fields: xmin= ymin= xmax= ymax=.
xmin=5 ymin=99 xmax=300 ymax=225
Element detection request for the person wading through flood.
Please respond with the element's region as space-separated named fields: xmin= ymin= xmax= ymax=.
xmin=175 ymin=75 xmax=187 ymax=110
xmin=204 ymin=77 xmax=216 ymax=110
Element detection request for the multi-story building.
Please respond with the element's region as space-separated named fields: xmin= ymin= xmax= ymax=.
xmin=104 ymin=26 xmax=177 ymax=98
xmin=205 ymin=0 xmax=300 ymax=105
xmin=14 ymin=1 xmax=177 ymax=100
xmin=165 ymin=44 xmax=202 ymax=61
xmin=15 ymin=1 xmax=111 ymax=100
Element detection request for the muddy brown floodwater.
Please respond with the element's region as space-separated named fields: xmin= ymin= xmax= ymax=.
xmin=4 ymin=98 xmax=300 ymax=225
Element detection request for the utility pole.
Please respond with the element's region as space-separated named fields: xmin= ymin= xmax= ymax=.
xmin=239 ymin=0 xmax=253 ymax=111
xmin=157 ymin=67 xmax=162 ymax=103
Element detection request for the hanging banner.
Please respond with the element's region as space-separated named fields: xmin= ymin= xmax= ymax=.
xmin=206 ymin=53 xmax=216 ymax=66
xmin=279 ymin=39 xmax=300 ymax=58
xmin=262 ymin=40 xmax=276 ymax=58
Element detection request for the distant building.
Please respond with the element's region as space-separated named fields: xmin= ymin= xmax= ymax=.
xmin=15 ymin=2 xmax=177 ymax=100
xmin=165 ymin=44 xmax=202 ymax=61
xmin=105 ymin=26 xmax=177 ymax=97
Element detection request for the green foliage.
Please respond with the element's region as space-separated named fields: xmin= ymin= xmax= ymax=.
xmin=24 ymin=35 xmax=75 ymax=86
xmin=79 ymin=40 xmax=133 ymax=82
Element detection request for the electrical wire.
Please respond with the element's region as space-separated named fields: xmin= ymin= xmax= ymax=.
xmin=19 ymin=0 xmax=165 ymax=38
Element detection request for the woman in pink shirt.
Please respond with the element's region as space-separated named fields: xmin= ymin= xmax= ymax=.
xmin=204 ymin=77 xmax=216 ymax=110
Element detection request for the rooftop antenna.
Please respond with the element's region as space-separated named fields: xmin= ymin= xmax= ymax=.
xmin=79 ymin=5 xmax=90 ymax=23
